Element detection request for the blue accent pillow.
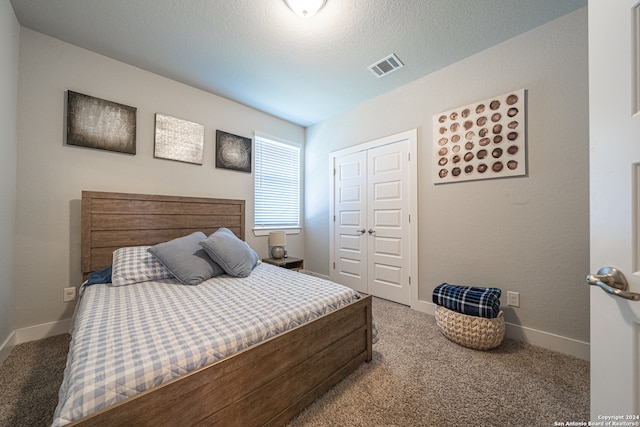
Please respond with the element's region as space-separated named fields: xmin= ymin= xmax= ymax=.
xmin=148 ymin=232 xmax=224 ymax=285
xmin=199 ymin=228 xmax=259 ymax=278
xmin=85 ymin=265 xmax=112 ymax=286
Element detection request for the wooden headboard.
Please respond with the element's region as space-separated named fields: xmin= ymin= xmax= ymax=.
xmin=81 ymin=191 xmax=245 ymax=278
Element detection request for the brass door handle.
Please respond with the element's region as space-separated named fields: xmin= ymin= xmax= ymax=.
xmin=587 ymin=267 xmax=640 ymax=301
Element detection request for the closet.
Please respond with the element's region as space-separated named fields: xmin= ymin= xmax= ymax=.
xmin=329 ymin=129 xmax=417 ymax=305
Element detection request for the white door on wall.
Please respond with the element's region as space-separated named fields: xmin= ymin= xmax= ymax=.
xmin=367 ymin=142 xmax=411 ymax=305
xmin=588 ymin=0 xmax=640 ymax=419
xmin=333 ymin=150 xmax=368 ymax=293
xmin=331 ymin=130 xmax=416 ymax=306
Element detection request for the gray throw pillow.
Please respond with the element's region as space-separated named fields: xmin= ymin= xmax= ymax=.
xmin=148 ymin=232 xmax=224 ymax=285
xmin=200 ymin=228 xmax=259 ymax=278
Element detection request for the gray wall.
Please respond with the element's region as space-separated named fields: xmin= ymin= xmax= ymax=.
xmin=9 ymin=7 xmax=590 ymax=356
xmin=305 ymin=8 xmax=590 ymax=346
xmin=0 ymin=0 xmax=19 ymax=358
xmin=13 ymin=28 xmax=304 ymax=330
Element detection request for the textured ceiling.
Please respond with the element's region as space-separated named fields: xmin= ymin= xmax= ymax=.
xmin=10 ymin=0 xmax=586 ymax=127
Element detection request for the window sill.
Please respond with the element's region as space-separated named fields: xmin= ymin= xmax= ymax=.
xmin=253 ymin=227 xmax=301 ymax=237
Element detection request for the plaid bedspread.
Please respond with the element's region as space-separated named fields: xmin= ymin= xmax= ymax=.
xmin=432 ymin=283 xmax=501 ymax=318
xmin=52 ymin=263 xmax=369 ymax=426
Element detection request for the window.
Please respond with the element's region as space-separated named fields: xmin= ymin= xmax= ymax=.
xmin=254 ymin=134 xmax=301 ymax=231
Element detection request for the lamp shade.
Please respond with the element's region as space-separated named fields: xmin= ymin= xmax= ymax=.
xmin=284 ymin=0 xmax=327 ymax=18
xmin=269 ymin=231 xmax=286 ymax=247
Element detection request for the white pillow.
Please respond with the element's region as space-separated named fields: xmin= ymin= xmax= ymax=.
xmin=111 ymin=246 xmax=174 ymax=286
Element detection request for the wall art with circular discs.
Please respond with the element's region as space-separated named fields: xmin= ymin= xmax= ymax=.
xmin=432 ymin=88 xmax=527 ymax=184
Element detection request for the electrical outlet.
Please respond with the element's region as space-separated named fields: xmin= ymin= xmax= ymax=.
xmin=63 ymin=287 xmax=76 ymax=302
xmin=507 ymin=291 xmax=520 ymax=307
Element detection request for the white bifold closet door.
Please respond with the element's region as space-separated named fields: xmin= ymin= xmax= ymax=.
xmin=332 ymin=135 xmax=412 ymax=306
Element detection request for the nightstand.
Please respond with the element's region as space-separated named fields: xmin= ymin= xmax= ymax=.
xmin=262 ymin=256 xmax=304 ymax=271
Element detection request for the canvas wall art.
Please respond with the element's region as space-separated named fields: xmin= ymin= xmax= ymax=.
xmin=215 ymin=130 xmax=252 ymax=173
xmin=433 ymin=89 xmax=527 ymax=184
xmin=66 ymin=91 xmax=136 ymax=154
xmin=154 ymin=113 xmax=205 ymax=165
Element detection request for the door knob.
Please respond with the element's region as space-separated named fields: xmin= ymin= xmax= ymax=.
xmin=356 ymin=228 xmax=366 ymax=235
xmin=368 ymin=228 xmax=376 ymax=235
xmin=586 ymin=267 xmax=640 ymax=301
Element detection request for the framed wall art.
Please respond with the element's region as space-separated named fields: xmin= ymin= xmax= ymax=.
xmin=154 ymin=113 xmax=205 ymax=165
xmin=433 ymin=89 xmax=527 ymax=184
xmin=66 ymin=90 xmax=137 ymax=154
xmin=215 ymin=130 xmax=252 ymax=173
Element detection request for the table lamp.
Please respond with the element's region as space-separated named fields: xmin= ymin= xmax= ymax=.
xmin=269 ymin=231 xmax=286 ymax=259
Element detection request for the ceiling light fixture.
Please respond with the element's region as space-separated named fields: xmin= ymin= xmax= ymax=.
xmin=284 ymin=0 xmax=327 ymax=18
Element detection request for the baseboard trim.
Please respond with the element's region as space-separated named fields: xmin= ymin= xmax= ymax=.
xmin=14 ymin=319 xmax=72 ymax=345
xmin=412 ymin=299 xmax=590 ymax=360
xmin=0 ymin=330 xmax=16 ymax=366
xmin=300 ymin=270 xmax=330 ymax=280
xmin=412 ymin=298 xmax=433 ymax=314
xmin=504 ymin=322 xmax=590 ymax=360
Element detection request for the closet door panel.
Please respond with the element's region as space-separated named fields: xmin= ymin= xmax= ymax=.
xmin=333 ymin=151 xmax=368 ymax=292
xmin=367 ymin=142 xmax=411 ymax=305
xmin=331 ymin=130 xmax=416 ymax=305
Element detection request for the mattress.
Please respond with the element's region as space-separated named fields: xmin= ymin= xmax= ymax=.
xmin=52 ymin=263 xmax=366 ymax=426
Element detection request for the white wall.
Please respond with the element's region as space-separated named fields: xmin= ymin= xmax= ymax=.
xmin=0 ymin=0 xmax=20 ymax=362
xmin=305 ymin=8 xmax=590 ymax=353
xmin=14 ymin=29 xmax=305 ymax=330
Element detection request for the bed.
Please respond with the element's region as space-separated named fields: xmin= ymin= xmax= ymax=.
xmin=54 ymin=191 xmax=373 ymax=426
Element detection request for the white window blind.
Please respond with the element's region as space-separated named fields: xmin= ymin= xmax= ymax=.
xmin=254 ymin=135 xmax=300 ymax=229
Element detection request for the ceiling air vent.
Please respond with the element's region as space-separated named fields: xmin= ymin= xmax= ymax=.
xmin=368 ymin=53 xmax=404 ymax=78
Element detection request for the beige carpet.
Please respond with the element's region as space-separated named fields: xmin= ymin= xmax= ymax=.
xmin=287 ymin=298 xmax=590 ymax=426
xmin=0 ymin=297 xmax=589 ymax=426
xmin=0 ymin=333 xmax=69 ymax=427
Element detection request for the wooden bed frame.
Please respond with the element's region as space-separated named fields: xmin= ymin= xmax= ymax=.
xmin=70 ymin=191 xmax=373 ymax=426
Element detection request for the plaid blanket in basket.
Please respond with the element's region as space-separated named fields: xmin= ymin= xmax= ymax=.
xmin=432 ymin=283 xmax=501 ymax=318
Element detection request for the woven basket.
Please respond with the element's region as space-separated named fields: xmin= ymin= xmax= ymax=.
xmin=435 ymin=306 xmax=505 ymax=350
